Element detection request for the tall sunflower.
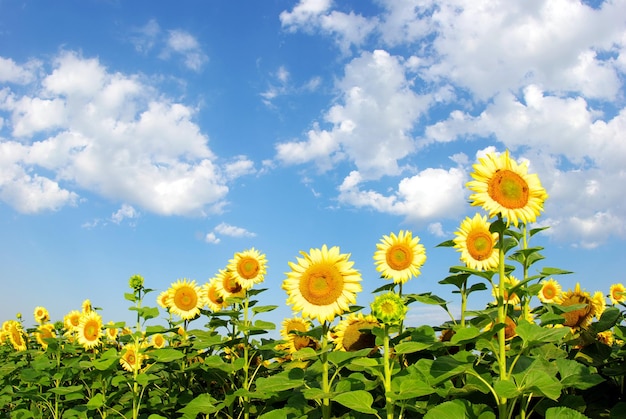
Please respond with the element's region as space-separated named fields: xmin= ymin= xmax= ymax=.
xmin=453 ymin=213 xmax=499 ymax=271
xmin=538 ymin=278 xmax=562 ymax=304
xmin=167 ymin=279 xmax=202 ymax=320
xmin=213 ymin=269 xmax=246 ymax=302
xmin=77 ymin=311 xmax=103 ymax=349
xmin=280 ymin=317 xmax=318 ymax=353
xmin=283 ymin=245 xmax=362 ymax=323
xmin=120 ymin=342 xmax=147 ymax=372
xmin=33 ymin=306 xmax=50 ymax=324
xmin=202 ymin=279 xmax=229 ymax=312
xmin=374 ymin=230 xmax=426 ymax=284
xmin=35 ymin=324 xmax=56 ymax=349
xmin=227 ymin=248 xmax=267 ymax=290
xmin=560 ymin=283 xmax=600 ymax=330
xmin=609 ymin=283 xmax=626 ymax=305
xmin=332 ymin=313 xmax=380 ymax=352
xmin=467 ymin=150 xmax=548 ymax=226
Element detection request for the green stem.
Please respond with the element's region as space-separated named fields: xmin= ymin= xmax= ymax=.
xmin=321 ymin=321 xmax=331 ymax=419
xmin=383 ymin=324 xmax=394 ymax=419
xmin=243 ymin=297 xmax=250 ymax=419
xmin=460 ymin=279 xmax=468 ymax=328
xmin=497 ymin=218 xmax=509 ymax=418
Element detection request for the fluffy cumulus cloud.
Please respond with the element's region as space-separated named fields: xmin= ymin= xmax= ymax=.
xmin=276 ymin=0 xmax=626 ymax=246
xmin=205 ymin=222 xmax=256 ymax=244
xmin=0 ymin=51 xmax=251 ymax=216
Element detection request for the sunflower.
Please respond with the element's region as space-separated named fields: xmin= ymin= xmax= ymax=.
xmin=592 ymin=291 xmax=606 ymax=320
xmin=609 ymin=283 xmax=626 ymax=305
xmin=105 ymin=321 xmax=119 ymax=343
xmin=492 ymin=276 xmax=521 ymax=306
xmin=453 ymin=213 xmax=499 ymax=271
xmin=280 ymin=317 xmax=318 ymax=353
xmin=560 ymin=283 xmax=599 ymax=330
xmin=213 ymin=269 xmax=247 ymax=302
xmin=35 ymin=324 xmax=56 ymax=349
xmin=77 ymin=311 xmax=103 ymax=349
xmin=64 ymin=310 xmax=82 ymax=332
xmin=82 ymin=299 xmax=92 ymax=313
xmin=597 ymin=331 xmax=615 ymax=346
xmin=202 ymin=279 xmax=229 ymax=312
xmin=156 ymin=290 xmax=172 ymax=310
xmin=33 ymin=306 xmax=50 ymax=324
xmin=538 ymin=278 xmax=562 ymax=304
xmin=332 ymin=313 xmax=380 ymax=352
xmin=8 ymin=321 xmax=27 ymax=351
xmin=167 ymin=279 xmax=202 ymax=320
xmin=283 ymin=245 xmax=362 ymax=323
xmin=467 ymin=150 xmax=548 ymax=227
xmin=151 ymin=333 xmax=166 ymax=349
xmin=120 ymin=342 xmax=147 ymax=372
xmin=374 ymin=230 xmax=426 ymax=284
xmin=227 ymin=248 xmax=267 ymax=290
xmin=371 ymin=292 xmax=407 ymax=325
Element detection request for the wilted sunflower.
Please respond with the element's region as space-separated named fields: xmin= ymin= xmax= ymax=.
xmin=492 ymin=276 xmax=521 ymax=306
xmin=213 ymin=269 xmax=246 ymax=302
xmin=332 ymin=313 xmax=380 ymax=352
xmin=609 ymin=283 xmax=626 ymax=305
xmin=538 ymin=278 xmax=562 ymax=304
xmin=560 ymin=283 xmax=601 ymax=330
xmin=167 ymin=279 xmax=202 ymax=320
xmin=7 ymin=321 xmax=27 ymax=351
xmin=120 ymin=342 xmax=147 ymax=372
xmin=151 ymin=333 xmax=166 ymax=349
xmin=374 ymin=230 xmax=426 ymax=284
xmin=35 ymin=324 xmax=56 ymax=349
xmin=77 ymin=311 xmax=103 ymax=350
xmin=280 ymin=317 xmax=318 ymax=353
xmin=371 ymin=292 xmax=407 ymax=325
xmin=283 ymin=245 xmax=362 ymax=323
xmin=227 ymin=248 xmax=267 ymax=290
xmin=453 ymin=213 xmax=499 ymax=271
xmin=63 ymin=310 xmax=82 ymax=332
xmin=201 ymin=279 xmax=229 ymax=312
xmin=156 ymin=290 xmax=172 ymax=310
xmin=33 ymin=306 xmax=50 ymax=324
xmin=467 ymin=150 xmax=548 ymax=227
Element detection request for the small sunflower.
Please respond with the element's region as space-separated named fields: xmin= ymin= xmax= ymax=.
xmin=371 ymin=292 xmax=407 ymax=325
xmin=592 ymin=291 xmax=606 ymax=320
xmin=156 ymin=290 xmax=172 ymax=310
xmin=538 ymin=278 xmax=562 ymax=304
xmin=332 ymin=313 xmax=380 ymax=352
xmin=283 ymin=245 xmax=363 ymax=323
xmin=280 ymin=317 xmax=318 ymax=353
xmin=120 ymin=342 xmax=147 ymax=372
xmin=453 ymin=213 xmax=499 ymax=271
xmin=35 ymin=324 xmax=56 ymax=349
xmin=82 ymin=299 xmax=92 ymax=313
xmin=609 ymin=283 xmax=626 ymax=305
xmin=33 ymin=306 xmax=50 ymax=324
xmin=77 ymin=311 xmax=103 ymax=350
xmin=560 ymin=283 xmax=598 ymax=330
xmin=597 ymin=331 xmax=615 ymax=346
xmin=467 ymin=149 xmax=548 ymax=227
xmin=202 ymin=279 xmax=229 ymax=312
xmin=7 ymin=321 xmax=27 ymax=351
xmin=374 ymin=230 xmax=426 ymax=284
xmin=64 ymin=310 xmax=82 ymax=332
xmin=492 ymin=276 xmax=521 ymax=306
xmin=227 ymin=248 xmax=268 ymax=290
xmin=213 ymin=269 xmax=247 ymax=302
xmin=167 ymin=279 xmax=202 ymax=320
xmin=151 ymin=333 xmax=166 ymax=349
xmin=105 ymin=322 xmax=119 ymax=343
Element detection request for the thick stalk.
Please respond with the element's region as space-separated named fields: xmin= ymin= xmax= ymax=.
xmin=460 ymin=279 xmax=468 ymax=328
xmin=243 ymin=297 xmax=251 ymax=419
xmin=321 ymin=321 xmax=331 ymax=419
xmin=383 ymin=324 xmax=394 ymax=419
xmin=497 ymin=223 xmax=509 ymax=418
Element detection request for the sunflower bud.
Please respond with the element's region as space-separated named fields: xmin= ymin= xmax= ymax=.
xmin=371 ymin=292 xmax=407 ymax=325
xmin=129 ymin=274 xmax=145 ymax=292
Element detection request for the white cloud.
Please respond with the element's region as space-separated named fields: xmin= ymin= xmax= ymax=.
xmin=0 ymin=57 xmax=41 ymax=84
xmin=111 ymin=204 xmax=139 ymax=224
xmin=205 ymin=222 xmax=256 ymax=244
xmin=161 ymin=30 xmax=208 ymax=71
xmin=130 ymin=19 xmax=161 ymax=53
xmin=205 ymin=232 xmax=220 ymax=244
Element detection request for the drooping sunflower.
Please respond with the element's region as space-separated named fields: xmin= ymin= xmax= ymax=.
xmin=35 ymin=324 xmax=56 ymax=349
xmin=467 ymin=150 xmax=548 ymax=227
xmin=227 ymin=248 xmax=267 ymax=290
xmin=371 ymin=292 xmax=407 ymax=325
xmin=151 ymin=333 xmax=166 ymax=349
xmin=332 ymin=313 xmax=380 ymax=352
xmin=609 ymin=283 xmax=626 ymax=305
xmin=76 ymin=311 xmax=103 ymax=350
xmin=63 ymin=310 xmax=82 ymax=332
xmin=156 ymin=290 xmax=172 ymax=310
xmin=280 ymin=317 xmax=318 ymax=353
xmin=283 ymin=245 xmax=362 ymax=323
xmin=120 ymin=342 xmax=147 ymax=372
xmin=213 ymin=269 xmax=247 ymax=302
xmin=374 ymin=230 xmax=426 ymax=284
xmin=538 ymin=278 xmax=562 ymax=304
xmin=167 ymin=279 xmax=202 ymax=320
xmin=201 ymin=279 xmax=229 ymax=312
xmin=33 ymin=306 xmax=50 ymax=324
xmin=453 ymin=213 xmax=499 ymax=271
xmin=492 ymin=275 xmax=521 ymax=306
xmin=560 ymin=283 xmax=600 ymax=330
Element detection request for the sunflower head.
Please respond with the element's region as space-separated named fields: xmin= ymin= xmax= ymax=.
xmin=280 ymin=317 xmax=318 ymax=353
xmin=371 ymin=292 xmax=407 ymax=325
xmin=35 ymin=324 xmax=56 ymax=349
xmin=597 ymin=330 xmax=615 ymax=346
xmin=453 ymin=213 xmax=499 ymax=271
xmin=467 ymin=149 xmax=548 ymax=227
xmin=77 ymin=311 xmax=103 ymax=350
xmin=33 ymin=306 xmax=50 ymax=324
xmin=227 ymin=248 xmax=267 ymax=290
xmin=82 ymin=299 xmax=92 ymax=313
xmin=332 ymin=313 xmax=380 ymax=352
xmin=8 ymin=322 xmax=27 ymax=351
xmin=151 ymin=333 xmax=166 ymax=349
xmin=213 ymin=269 xmax=246 ymax=302
xmin=105 ymin=322 xmax=119 ymax=343
xmin=560 ymin=283 xmax=597 ymax=330
xmin=167 ymin=279 xmax=202 ymax=320
xmin=609 ymin=283 xmax=626 ymax=305
xmin=156 ymin=290 xmax=172 ymax=311
xmin=120 ymin=342 xmax=147 ymax=372
xmin=492 ymin=276 xmax=521 ymax=306
xmin=64 ymin=310 xmax=82 ymax=332
xmin=538 ymin=278 xmax=562 ymax=304
xmin=202 ymin=279 xmax=229 ymax=312
xmin=283 ymin=245 xmax=363 ymax=323
xmin=374 ymin=230 xmax=426 ymax=284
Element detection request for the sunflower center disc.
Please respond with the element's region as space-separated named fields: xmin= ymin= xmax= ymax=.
xmin=488 ymin=169 xmax=529 ymax=209
xmin=238 ymin=257 xmax=260 ymax=279
xmin=302 ymin=266 xmax=344 ymax=305
xmin=386 ymin=244 xmax=413 ymax=271
xmin=467 ymin=231 xmax=493 ymax=261
xmin=176 ymin=289 xmax=197 ymax=311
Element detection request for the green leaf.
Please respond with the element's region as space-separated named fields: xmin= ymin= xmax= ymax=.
xmin=124 ymin=292 xmax=137 ymax=302
xmin=332 ymin=390 xmax=377 ymax=414
xmin=556 ymin=358 xmax=604 ymax=390
xmin=424 ymin=399 xmax=495 ymax=419
xmin=149 ymin=348 xmax=185 ymax=362
xmin=592 ymin=307 xmax=621 ymax=333
xmin=147 ymin=415 xmax=168 ymax=419
xmin=494 ymin=379 xmax=521 ymax=399
xmin=252 ymin=305 xmax=278 ymax=315
xmin=254 ymin=375 xmax=303 ymax=394
xmin=48 ymin=385 xmax=83 ymax=395
xmin=436 ymin=239 xmax=456 ymax=247
xmin=178 ymin=394 xmax=221 ymax=417
xmin=516 ymin=320 xmax=569 ymax=347
xmin=522 ymin=370 xmax=562 ymax=400
xmin=394 ymin=341 xmax=436 ymax=354
xmin=540 ymin=267 xmax=574 ymax=276
xmin=406 ymin=292 xmax=448 ymax=307
xmin=545 ymin=406 xmax=590 ymax=419
xmin=86 ymin=393 xmax=105 ymax=409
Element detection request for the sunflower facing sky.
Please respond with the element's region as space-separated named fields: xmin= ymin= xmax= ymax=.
xmin=227 ymin=248 xmax=267 ymax=290
xmin=283 ymin=245 xmax=362 ymax=323
xmin=33 ymin=306 xmax=50 ymax=324
xmin=63 ymin=310 xmax=81 ymax=332
xmin=331 ymin=313 xmax=380 ymax=352
xmin=453 ymin=213 xmax=499 ymax=271
xmin=467 ymin=150 xmax=548 ymax=227
xmin=374 ymin=230 xmax=426 ymax=284
xmin=77 ymin=311 xmax=103 ymax=350
xmin=167 ymin=279 xmax=202 ymax=320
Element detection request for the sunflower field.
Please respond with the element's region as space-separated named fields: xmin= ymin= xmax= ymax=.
xmin=3 ymin=150 xmax=626 ymax=419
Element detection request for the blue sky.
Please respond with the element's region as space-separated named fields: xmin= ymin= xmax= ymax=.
xmin=1 ymin=0 xmax=625 ymax=331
